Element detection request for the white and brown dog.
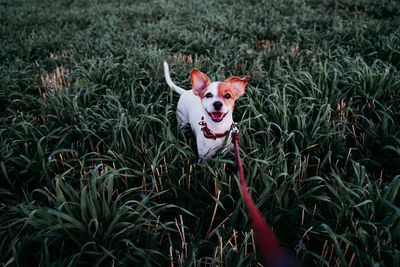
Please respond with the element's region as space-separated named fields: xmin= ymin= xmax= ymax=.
xmin=163 ymin=61 xmax=249 ymax=159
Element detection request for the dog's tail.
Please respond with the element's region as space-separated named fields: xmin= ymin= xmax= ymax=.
xmin=163 ymin=61 xmax=187 ymax=95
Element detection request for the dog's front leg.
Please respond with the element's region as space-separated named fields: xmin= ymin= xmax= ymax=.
xmin=196 ymin=138 xmax=209 ymax=160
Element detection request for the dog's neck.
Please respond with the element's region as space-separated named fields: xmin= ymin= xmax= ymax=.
xmin=201 ymin=110 xmax=233 ymax=133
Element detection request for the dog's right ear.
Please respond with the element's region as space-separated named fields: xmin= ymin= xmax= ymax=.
xmin=191 ymin=69 xmax=210 ymax=97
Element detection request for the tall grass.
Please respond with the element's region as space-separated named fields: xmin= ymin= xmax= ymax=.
xmin=1 ymin=0 xmax=399 ymax=266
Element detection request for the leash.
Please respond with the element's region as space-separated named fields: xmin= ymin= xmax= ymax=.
xmin=231 ymin=130 xmax=295 ymax=267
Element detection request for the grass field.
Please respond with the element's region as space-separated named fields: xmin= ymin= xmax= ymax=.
xmin=1 ymin=0 xmax=400 ymax=266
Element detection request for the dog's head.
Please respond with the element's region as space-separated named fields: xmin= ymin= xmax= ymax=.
xmin=190 ymin=69 xmax=249 ymax=122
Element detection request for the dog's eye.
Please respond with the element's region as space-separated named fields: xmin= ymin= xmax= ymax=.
xmin=205 ymin=92 xmax=212 ymax=98
xmin=224 ymin=93 xmax=231 ymax=99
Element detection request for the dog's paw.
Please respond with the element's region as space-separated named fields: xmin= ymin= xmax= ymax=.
xmin=197 ymin=157 xmax=208 ymax=165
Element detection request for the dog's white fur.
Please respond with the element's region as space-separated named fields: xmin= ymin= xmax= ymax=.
xmin=163 ymin=61 xmax=249 ymax=159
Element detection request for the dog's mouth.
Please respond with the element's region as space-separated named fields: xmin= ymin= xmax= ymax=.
xmin=207 ymin=110 xmax=228 ymax=122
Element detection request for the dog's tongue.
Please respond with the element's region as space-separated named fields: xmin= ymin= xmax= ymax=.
xmin=212 ymin=112 xmax=223 ymax=120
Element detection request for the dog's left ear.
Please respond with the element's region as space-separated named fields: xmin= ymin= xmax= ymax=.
xmin=225 ymin=76 xmax=250 ymax=98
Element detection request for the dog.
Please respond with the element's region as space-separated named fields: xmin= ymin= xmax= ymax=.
xmin=163 ymin=61 xmax=249 ymax=159
xmin=164 ymin=62 xmax=297 ymax=266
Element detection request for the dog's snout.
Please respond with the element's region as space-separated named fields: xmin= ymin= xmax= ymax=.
xmin=213 ymin=101 xmax=223 ymax=110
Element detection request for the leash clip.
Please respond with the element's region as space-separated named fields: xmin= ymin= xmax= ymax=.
xmin=231 ymin=122 xmax=239 ymax=142
xmin=231 ymin=122 xmax=238 ymax=132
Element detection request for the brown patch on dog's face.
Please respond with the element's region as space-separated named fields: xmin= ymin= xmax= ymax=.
xmin=217 ymin=82 xmax=236 ymax=110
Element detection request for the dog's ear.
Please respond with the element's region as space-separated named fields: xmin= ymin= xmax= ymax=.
xmin=191 ymin=69 xmax=210 ymax=97
xmin=225 ymin=76 xmax=250 ymax=98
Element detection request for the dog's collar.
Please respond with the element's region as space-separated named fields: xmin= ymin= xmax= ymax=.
xmin=199 ymin=116 xmax=232 ymax=140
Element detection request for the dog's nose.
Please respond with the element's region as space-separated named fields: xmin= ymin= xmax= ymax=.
xmin=213 ymin=101 xmax=223 ymax=110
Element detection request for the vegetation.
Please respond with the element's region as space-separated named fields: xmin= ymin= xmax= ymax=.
xmin=1 ymin=0 xmax=399 ymax=266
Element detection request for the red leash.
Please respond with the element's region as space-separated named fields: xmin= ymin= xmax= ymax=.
xmin=231 ymin=131 xmax=296 ymax=267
